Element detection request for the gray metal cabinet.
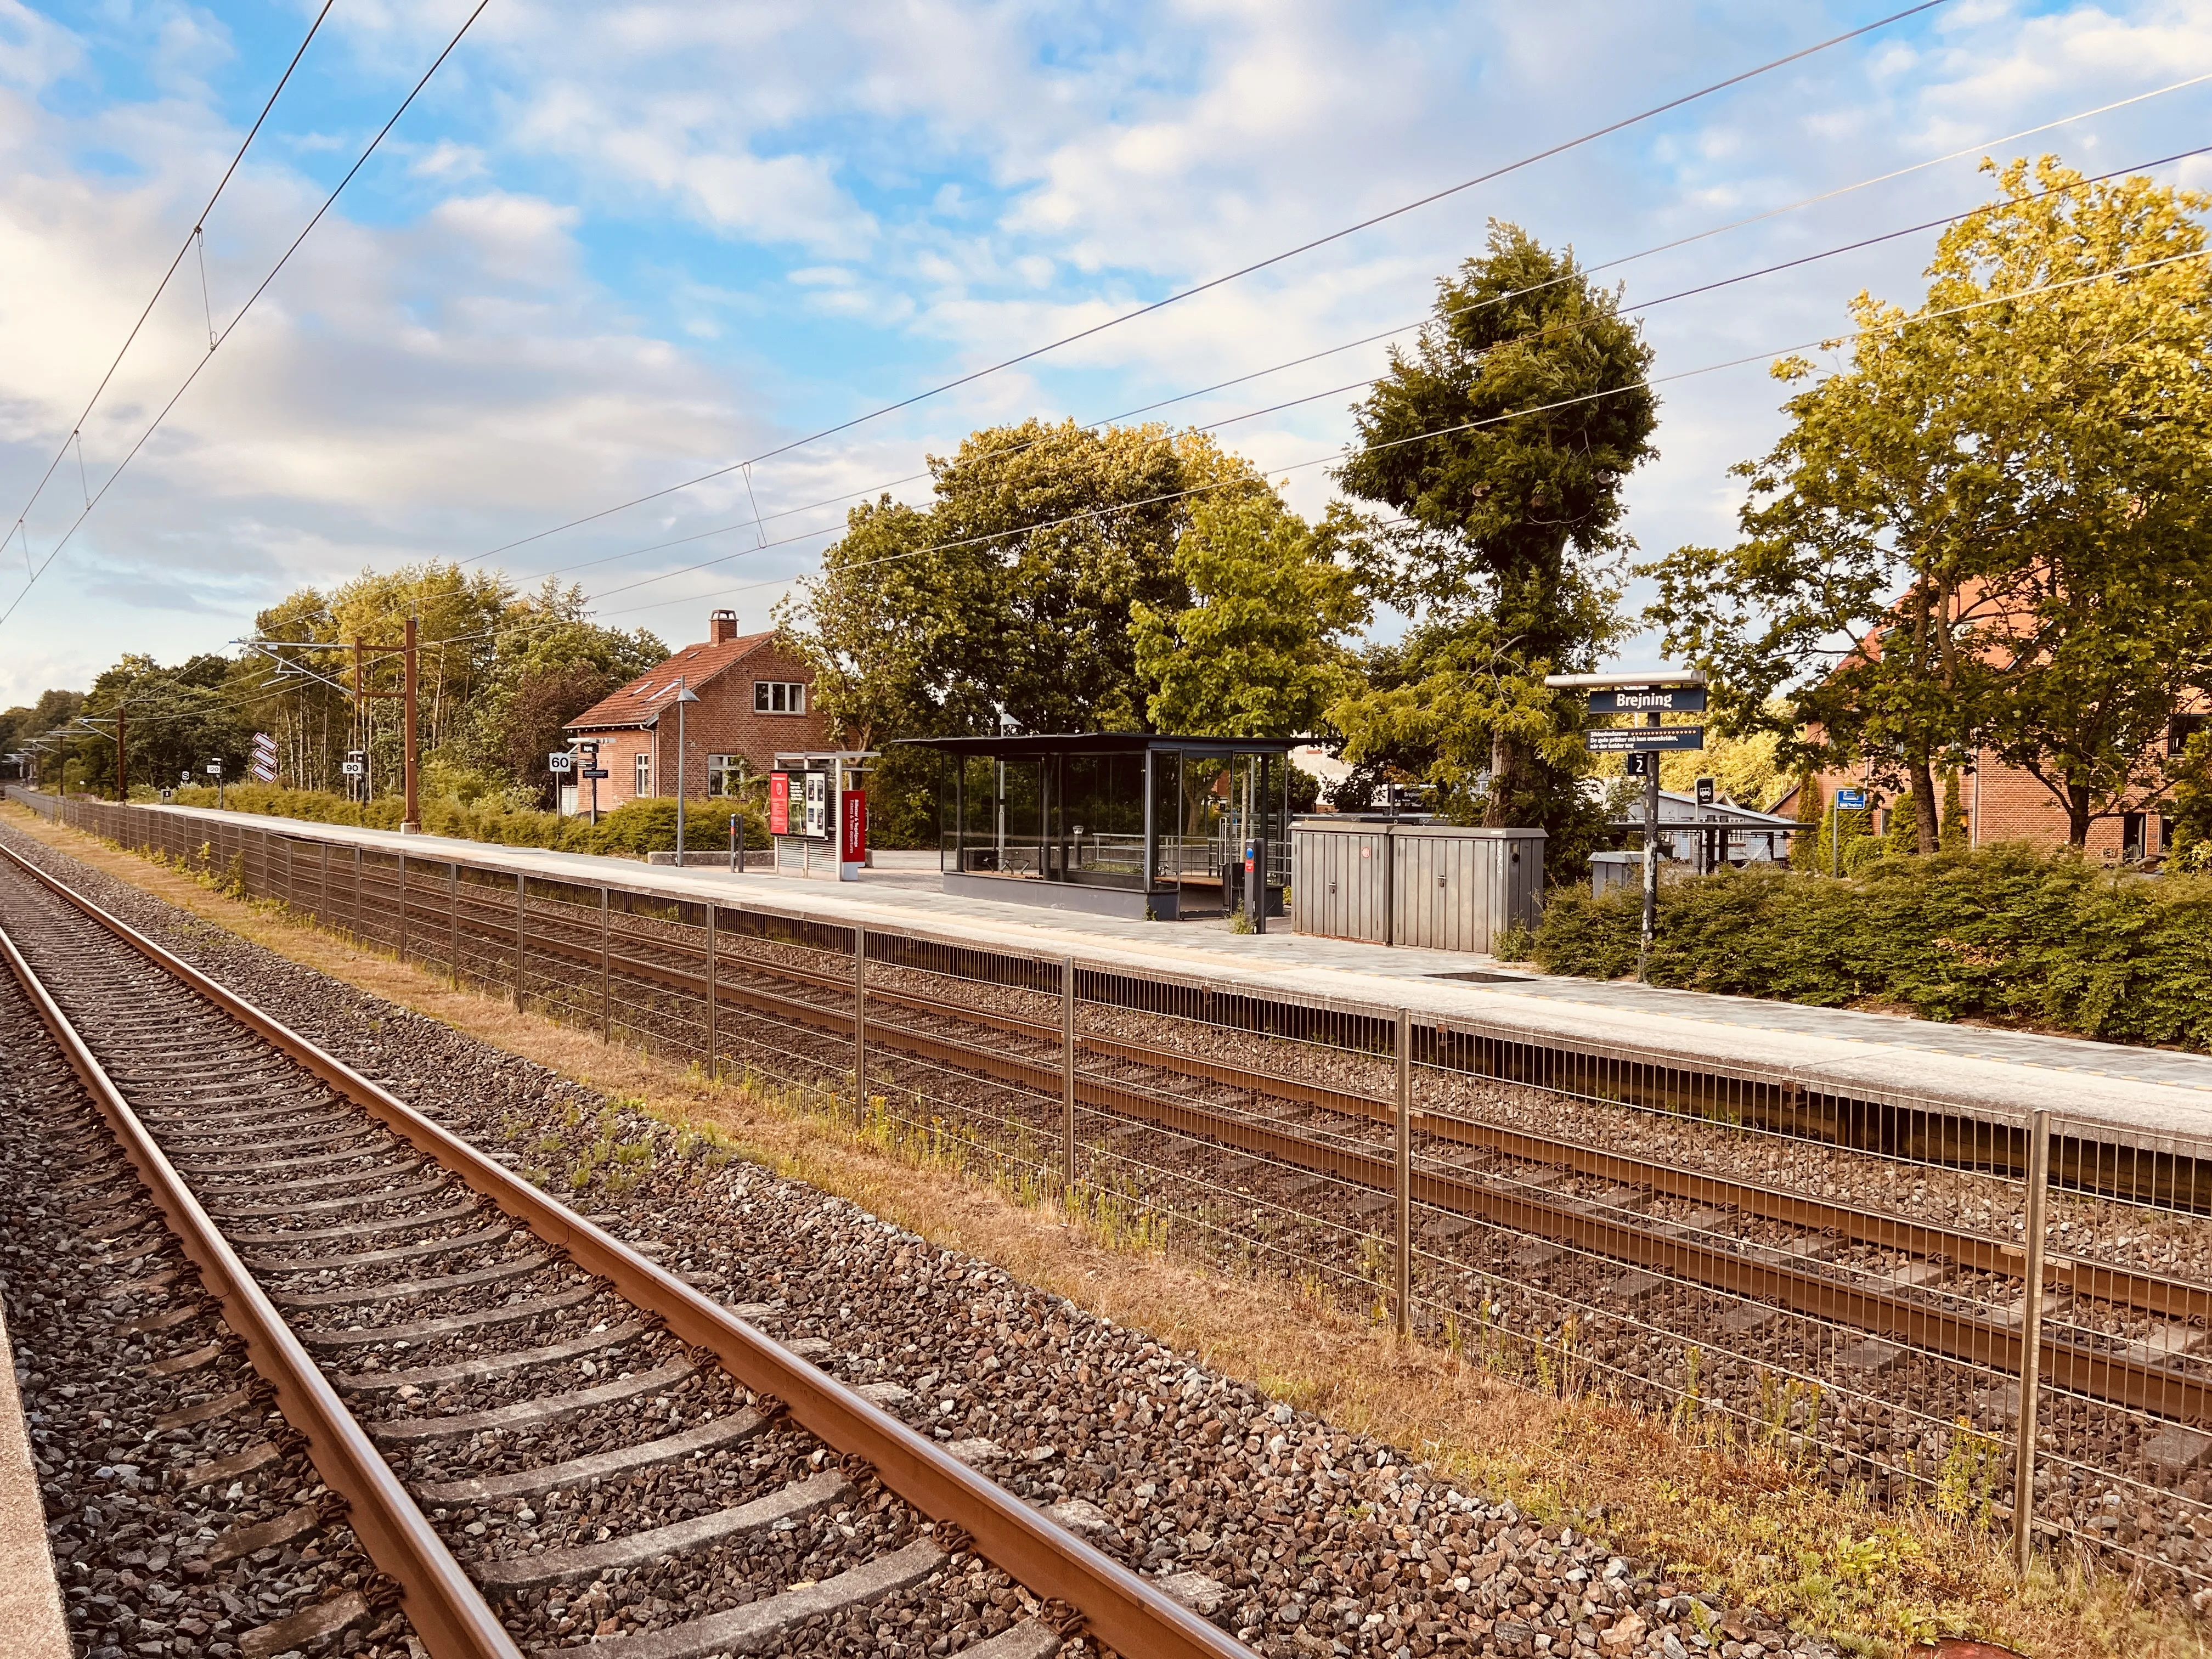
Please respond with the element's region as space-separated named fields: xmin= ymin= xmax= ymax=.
xmin=1291 ymin=819 xmax=1543 ymax=953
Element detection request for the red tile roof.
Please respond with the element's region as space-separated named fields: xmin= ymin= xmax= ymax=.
xmin=564 ymin=631 xmax=779 ymax=731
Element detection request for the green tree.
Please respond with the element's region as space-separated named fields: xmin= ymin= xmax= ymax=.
xmin=1790 ymin=771 xmax=1825 ymax=872
xmin=1329 ymin=222 xmax=1658 ymax=867
xmin=69 ymin=653 xmax=249 ymax=795
xmin=1132 ymin=492 xmax=1366 ymax=737
xmin=1941 ymin=769 xmax=1969 ymax=850
xmin=782 ymin=421 xmax=1255 ymax=842
xmin=1652 ymin=158 xmax=2212 ymax=849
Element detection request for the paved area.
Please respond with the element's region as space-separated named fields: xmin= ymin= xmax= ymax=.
xmin=47 ymin=799 xmax=2212 ymax=1138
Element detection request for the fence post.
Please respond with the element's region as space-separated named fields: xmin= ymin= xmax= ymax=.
xmin=397 ymin=850 xmax=408 ymax=963
xmin=1062 ymin=957 xmax=1077 ymax=1194
xmin=2014 ymin=1107 xmax=2052 ymax=1577
xmin=448 ymin=862 xmax=460 ymax=986
xmin=352 ymin=845 xmax=363 ymax=940
xmin=318 ymin=842 xmax=328 ymax=924
xmin=1395 ymin=1007 xmax=1413 ymax=1341
xmin=704 ymin=902 xmax=718 ymax=1081
xmin=514 ymin=872 xmax=527 ymax=1013
xmin=599 ymin=885 xmax=612 ymax=1042
xmin=853 ymin=927 xmax=868 ymax=1111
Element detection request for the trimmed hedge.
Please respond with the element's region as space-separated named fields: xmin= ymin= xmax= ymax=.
xmin=145 ymin=785 xmax=765 ymax=860
xmin=1532 ymin=844 xmax=2212 ymax=1050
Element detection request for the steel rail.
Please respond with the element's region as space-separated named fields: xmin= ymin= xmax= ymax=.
xmin=491 ymin=904 xmax=2212 ymax=1334
xmin=464 ymin=911 xmax=2212 ymax=1421
xmin=0 ymin=921 xmax=523 ymax=1659
xmin=0 ymin=841 xmax=1251 ymax=1659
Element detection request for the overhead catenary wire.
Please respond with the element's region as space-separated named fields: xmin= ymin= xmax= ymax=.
xmin=560 ymin=140 xmax=2212 ymax=617
xmin=2 ymin=2 xmax=335 ymax=554
xmin=0 ymin=0 xmax=492 ymax=636
xmin=477 ymin=1 xmax=1955 ymax=566
xmin=589 ymin=238 xmax=2212 ymax=625
xmin=513 ymin=79 xmax=2212 ymax=596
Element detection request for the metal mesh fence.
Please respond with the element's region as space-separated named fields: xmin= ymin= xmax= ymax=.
xmin=19 ymin=788 xmax=2212 ymax=1587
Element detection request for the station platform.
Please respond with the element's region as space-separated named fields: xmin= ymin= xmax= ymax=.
xmin=21 ymin=797 xmax=2212 ymax=1139
xmin=0 ymin=1296 xmax=71 ymax=1659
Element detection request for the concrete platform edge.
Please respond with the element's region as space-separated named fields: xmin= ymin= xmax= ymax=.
xmin=0 ymin=1294 xmax=74 ymax=1659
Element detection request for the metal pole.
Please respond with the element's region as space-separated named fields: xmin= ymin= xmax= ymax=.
xmin=1395 ymin=1007 xmax=1413 ymax=1340
xmin=397 ymin=849 xmax=408 ymax=963
xmin=600 ymin=886 xmax=612 ymax=1042
xmin=400 ymin=616 xmax=420 ymax=834
xmin=1062 ymin=957 xmax=1077 ymax=1193
xmin=514 ymin=872 xmax=527 ymax=1012
xmin=115 ymin=706 xmax=126 ymax=803
xmin=448 ymin=861 xmax=460 ymax=986
xmin=704 ymin=901 xmax=718 ymax=1080
xmin=853 ymin=926 xmax=867 ymax=1109
xmin=676 ymin=680 xmax=687 ymax=860
xmin=1639 ymin=758 xmax=1660 ymax=980
xmin=319 ymin=842 xmax=329 ymax=924
xmin=2014 ymin=1107 xmax=2052 ymax=1577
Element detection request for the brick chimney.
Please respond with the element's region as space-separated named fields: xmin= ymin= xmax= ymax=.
xmin=708 ymin=608 xmax=739 ymax=645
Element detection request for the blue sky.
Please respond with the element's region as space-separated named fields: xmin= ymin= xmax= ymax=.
xmin=4 ymin=0 xmax=2212 ymax=705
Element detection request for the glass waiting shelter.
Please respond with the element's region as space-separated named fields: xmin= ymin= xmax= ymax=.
xmin=904 ymin=733 xmax=1299 ymax=921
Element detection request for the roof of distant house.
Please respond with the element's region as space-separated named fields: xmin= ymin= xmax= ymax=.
xmin=565 ymin=631 xmax=779 ymax=731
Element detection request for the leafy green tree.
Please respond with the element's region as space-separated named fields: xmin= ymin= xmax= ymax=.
xmin=69 ymin=654 xmax=248 ymax=794
xmin=1329 ymin=222 xmax=1658 ymax=866
xmin=782 ymin=421 xmax=1259 ymax=842
xmin=1941 ymin=769 xmax=1969 ymax=851
xmin=1790 ymin=771 xmax=1825 ymax=871
xmin=1132 ymin=492 xmax=1366 ymax=737
xmin=1652 ymin=158 xmax=2212 ymax=849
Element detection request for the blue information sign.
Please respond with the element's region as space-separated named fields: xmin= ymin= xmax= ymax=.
xmin=1836 ymin=788 xmax=1867 ymax=810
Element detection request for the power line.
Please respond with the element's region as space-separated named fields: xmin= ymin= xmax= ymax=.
xmin=563 ymin=141 xmax=2212 ymax=616
xmin=2 ymin=2 xmax=335 ymax=551
xmin=590 ymin=239 xmax=2212 ymax=624
xmin=517 ymin=72 xmax=2212 ymax=595
xmin=0 ymin=0 xmax=492 ymax=635
xmin=478 ymin=1 xmax=1955 ymax=564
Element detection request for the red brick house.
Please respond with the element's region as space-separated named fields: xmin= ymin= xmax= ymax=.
xmin=562 ymin=610 xmax=828 ymax=810
xmin=1774 ymin=735 xmax=2196 ymax=865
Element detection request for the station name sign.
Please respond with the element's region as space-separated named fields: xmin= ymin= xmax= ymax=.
xmin=1587 ymin=686 xmax=1707 ymax=714
xmin=1585 ymin=726 xmax=1707 ymax=753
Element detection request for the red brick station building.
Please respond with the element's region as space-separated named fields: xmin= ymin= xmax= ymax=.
xmin=563 ymin=610 xmax=828 ymax=811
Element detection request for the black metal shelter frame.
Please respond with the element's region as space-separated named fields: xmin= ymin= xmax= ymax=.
xmin=904 ymin=733 xmax=1301 ymax=921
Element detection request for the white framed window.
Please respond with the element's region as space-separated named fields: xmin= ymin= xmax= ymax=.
xmin=634 ymin=751 xmax=652 ymax=798
xmin=753 ymin=680 xmax=806 ymax=714
xmin=707 ymin=754 xmax=743 ymax=796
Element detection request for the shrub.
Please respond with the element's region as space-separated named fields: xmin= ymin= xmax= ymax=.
xmin=162 ymin=784 xmax=764 ymax=861
xmin=1532 ymin=843 xmax=2212 ymax=1049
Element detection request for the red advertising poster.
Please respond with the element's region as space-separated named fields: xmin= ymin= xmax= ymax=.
xmin=768 ymin=771 xmax=791 ymax=836
xmin=839 ymin=788 xmax=868 ymax=865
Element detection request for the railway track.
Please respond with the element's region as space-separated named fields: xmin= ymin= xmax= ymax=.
xmin=467 ymin=884 xmax=2210 ymax=1431
xmin=0 ymin=848 xmax=1248 ymax=1658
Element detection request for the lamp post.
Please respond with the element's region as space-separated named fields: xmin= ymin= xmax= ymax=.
xmin=672 ymin=678 xmax=701 ymax=860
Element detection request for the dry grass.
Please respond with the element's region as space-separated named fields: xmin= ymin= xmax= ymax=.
xmin=9 ymin=802 xmax=2207 ymax=1659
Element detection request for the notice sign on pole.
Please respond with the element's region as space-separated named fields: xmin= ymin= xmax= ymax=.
xmin=547 ymin=752 xmax=574 ymax=774
xmin=1585 ymin=726 xmax=1706 ymax=753
xmin=1837 ymin=787 xmax=1868 ymax=810
xmin=1587 ymin=686 xmax=1708 ymax=714
xmin=839 ymin=788 xmax=867 ymax=882
xmin=768 ymin=771 xmax=792 ymax=836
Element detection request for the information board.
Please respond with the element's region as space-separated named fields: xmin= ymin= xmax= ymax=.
xmin=768 ymin=771 xmax=791 ymax=836
xmin=1585 ymin=726 xmax=1706 ymax=753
